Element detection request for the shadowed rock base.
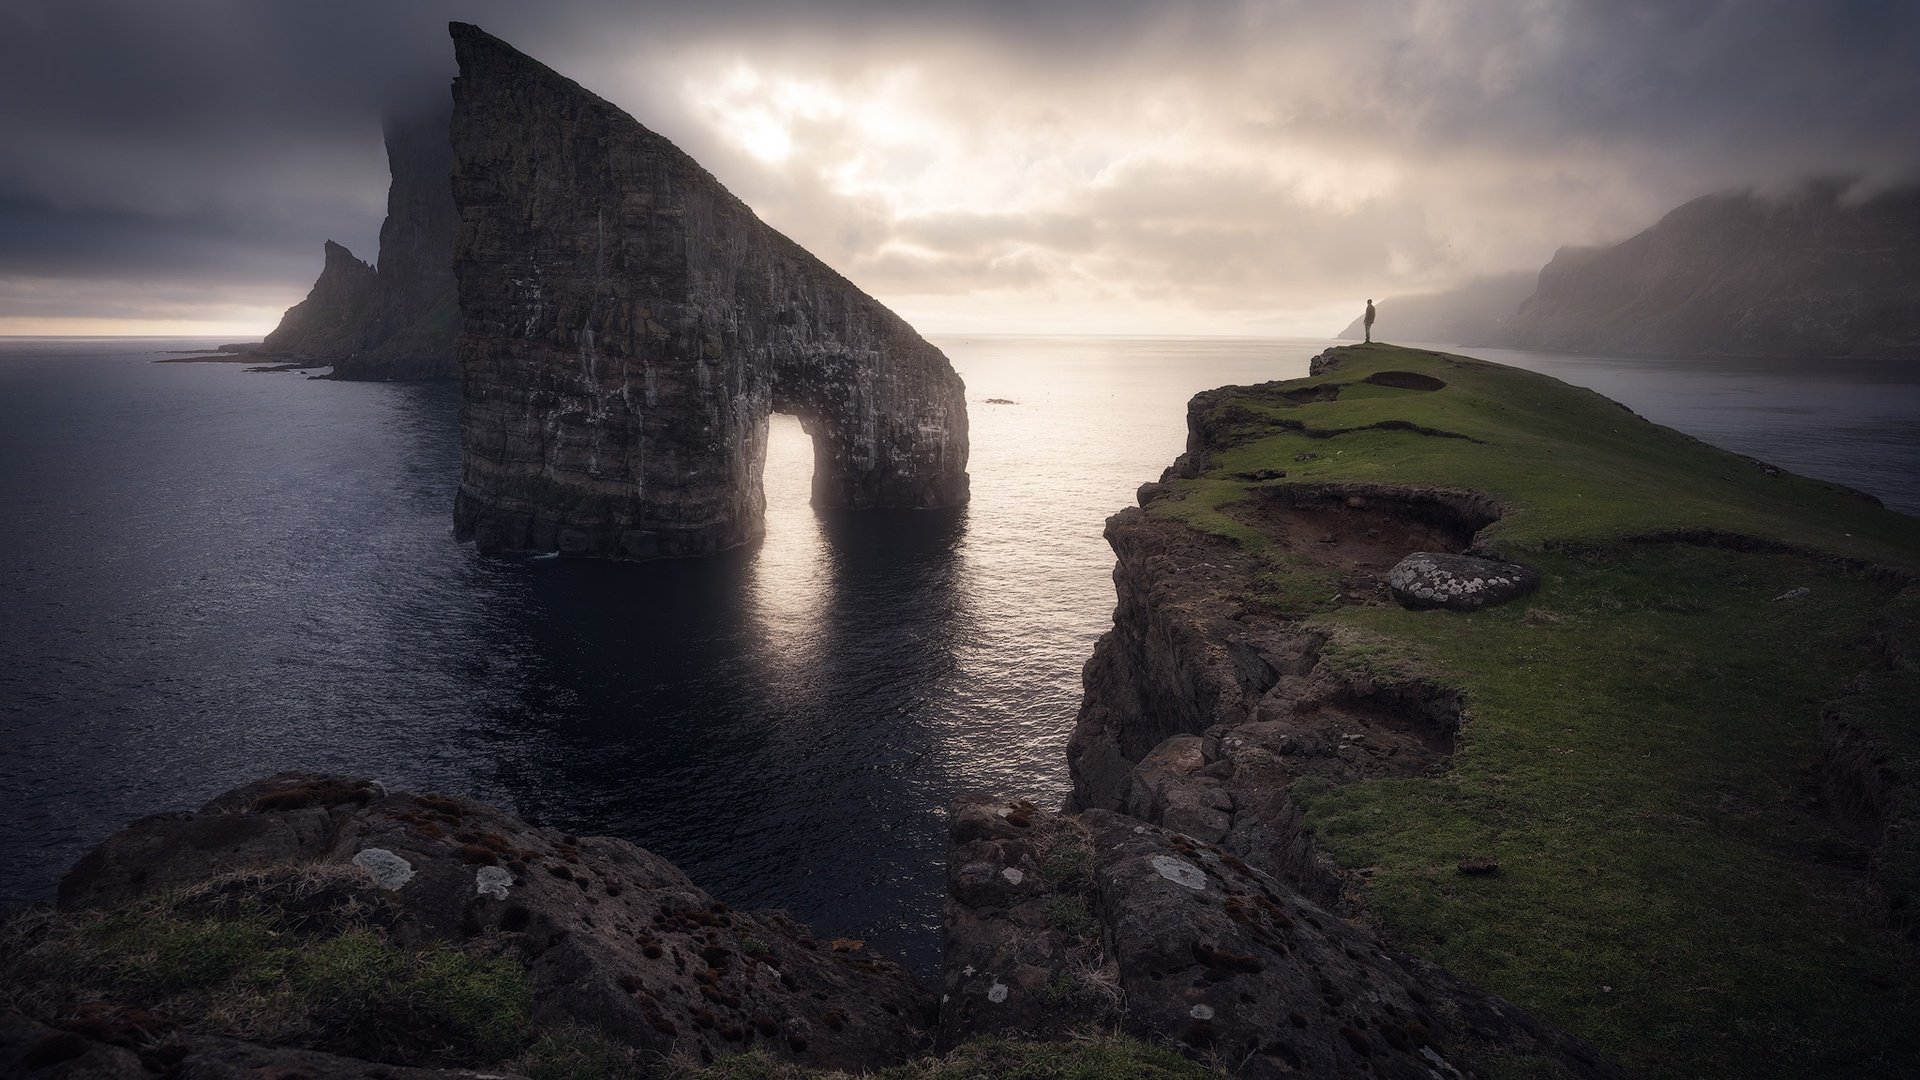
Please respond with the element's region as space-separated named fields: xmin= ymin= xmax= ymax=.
xmin=448 ymin=23 xmax=968 ymax=559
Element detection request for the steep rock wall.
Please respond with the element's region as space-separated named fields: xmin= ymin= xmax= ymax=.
xmin=258 ymin=240 xmax=379 ymax=361
xmin=447 ymin=23 xmax=968 ymax=559
xmin=257 ymin=109 xmax=460 ymax=380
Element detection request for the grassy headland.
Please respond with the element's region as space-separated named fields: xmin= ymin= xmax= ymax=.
xmin=1147 ymin=342 xmax=1920 ymax=1078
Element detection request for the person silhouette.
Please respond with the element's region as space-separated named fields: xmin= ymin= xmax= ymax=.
xmin=1363 ymin=299 xmax=1376 ymax=344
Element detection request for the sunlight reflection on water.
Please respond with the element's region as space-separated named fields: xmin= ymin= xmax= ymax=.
xmin=2 ymin=336 xmax=1913 ymax=973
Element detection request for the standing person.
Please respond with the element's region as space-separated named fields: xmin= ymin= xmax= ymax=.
xmin=1363 ymin=299 xmax=1376 ymax=344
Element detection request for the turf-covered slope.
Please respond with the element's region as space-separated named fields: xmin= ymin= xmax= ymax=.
xmin=1078 ymin=342 xmax=1920 ymax=1078
xmin=1163 ymin=342 xmax=1915 ymax=566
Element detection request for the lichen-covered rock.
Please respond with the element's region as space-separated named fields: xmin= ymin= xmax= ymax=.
xmin=56 ymin=773 xmax=933 ymax=1071
xmin=447 ymin=23 xmax=968 ymax=559
xmin=1079 ymin=812 xmax=1626 ymax=1078
xmin=942 ymin=805 xmax=1628 ymax=1079
xmin=1387 ymin=551 xmax=1538 ymax=611
xmin=937 ymin=797 xmax=1113 ymax=1050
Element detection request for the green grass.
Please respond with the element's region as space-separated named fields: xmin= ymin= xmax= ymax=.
xmin=1154 ymin=342 xmax=1918 ymax=567
xmin=0 ymin=868 xmax=533 ymax=1066
xmin=1144 ymin=344 xmax=1920 ymax=1078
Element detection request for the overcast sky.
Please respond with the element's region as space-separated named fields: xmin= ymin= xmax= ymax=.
xmin=2 ymin=0 xmax=1916 ymax=336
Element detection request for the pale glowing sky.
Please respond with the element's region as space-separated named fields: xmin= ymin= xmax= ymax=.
xmin=2 ymin=0 xmax=1915 ymax=337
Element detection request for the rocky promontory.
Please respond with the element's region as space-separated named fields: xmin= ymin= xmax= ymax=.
xmin=257 ymin=240 xmax=380 ymax=363
xmin=1053 ymin=342 xmax=1920 ymax=1077
xmin=447 ymin=24 xmax=968 ymax=560
xmin=254 ymin=108 xmax=460 ymax=380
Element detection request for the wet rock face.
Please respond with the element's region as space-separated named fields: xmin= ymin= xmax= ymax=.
xmin=447 ymin=23 xmax=968 ymax=559
xmin=57 ymin=773 xmax=933 ymax=1072
xmin=258 ymin=110 xmax=459 ymax=380
xmin=1388 ymin=551 xmax=1539 ymax=610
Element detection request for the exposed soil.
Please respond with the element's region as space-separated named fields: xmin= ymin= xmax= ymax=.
xmin=1363 ymin=370 xmax=1447 ymax=391
xmin=1230 ymin=484 xmax=1500 ymax=606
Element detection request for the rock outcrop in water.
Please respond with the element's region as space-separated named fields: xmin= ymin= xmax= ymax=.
xmin=447 ymin=23 xmax=968 ymax=559
xmin=258 ymin=240 xmax=380 ymax=362
xmin=256 ymin=109 xmax=460 ymax=380
xmin=1493 ymin=180 xmax=1920 ymax=359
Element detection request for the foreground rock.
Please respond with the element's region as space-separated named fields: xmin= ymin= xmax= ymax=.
xmin=448 ymin=23 xmax=968 ymax=559
xmin=256 ymin=108 xmax=459 ymax=380
xmin=0 ymin=1012 xmax=522 ymax=1080
xmin=52 ymin=773 xmax=932 ymax=1072
xmin=941 ymin=798 xmax=1628 ymax=1079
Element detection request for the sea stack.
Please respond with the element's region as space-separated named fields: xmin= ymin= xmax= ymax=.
xmin=447 ymin=22 xmax=969 ymax=560
xmin=256 ymin=108 xmax=460 ymax=379
xmin=257 ymin=240 xmax=379 ymax=361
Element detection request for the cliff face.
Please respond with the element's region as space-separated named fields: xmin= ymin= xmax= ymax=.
xmin=1494 ymin=181 xmax=1920 ymax=359
xmin=257 ymin=109 xmax=460 ymax=380
xmin=447 ymin=23 xmax=968 ymax=560
xmin=1052 ymin=344 xmax=1920 ymax=1077
xmin=258 ymin=240 xmax=379 ymax=360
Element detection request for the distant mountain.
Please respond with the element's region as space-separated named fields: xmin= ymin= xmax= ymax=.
xmin=1493 ymin=181 xmax=1920 ymax=360
xmin=1334 ymin=272 xmax=1536 ymax=344
xmin=256 ymin=108 xmax=459 ymax=380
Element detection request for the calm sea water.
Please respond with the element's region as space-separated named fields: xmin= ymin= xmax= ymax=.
xmin=2 ymin=335 xmax=1916 ymax=972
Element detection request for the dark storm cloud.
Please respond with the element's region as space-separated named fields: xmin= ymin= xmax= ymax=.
xmin=1 ymin=0 xmax=1915 ymax=331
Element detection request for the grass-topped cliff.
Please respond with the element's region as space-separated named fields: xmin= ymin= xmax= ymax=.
xmin=1125 ymin=342 xmax=1920 ymax=1077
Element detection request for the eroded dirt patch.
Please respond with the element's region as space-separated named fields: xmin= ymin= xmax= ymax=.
xmin=1232 ymin=484 xmax=1501 ymax=605
xmin=1364 ymin=370 xmax=1446 ymax=391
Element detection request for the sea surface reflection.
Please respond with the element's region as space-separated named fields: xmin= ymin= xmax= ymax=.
xmin=2 ymin=335 xmax=1914 ymax=973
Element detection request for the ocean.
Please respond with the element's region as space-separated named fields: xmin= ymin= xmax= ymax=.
xmin=3 ymin=335 xmax=1916 ymax=972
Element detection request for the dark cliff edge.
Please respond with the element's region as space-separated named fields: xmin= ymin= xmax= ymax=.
xmin=448 ymin=23 xmax=967 ymax=561
xmin=1057 ymin=343 xmax=1920 ymax=1077
xmin=255 ymin=108 xmax=459 ymax=380
xmin=1491 ymin=180 xmax=1920 ymax=360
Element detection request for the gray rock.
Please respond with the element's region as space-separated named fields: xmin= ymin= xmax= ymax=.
xmin=939 ymin=803 xmax=1628 ymax=1078
xmin=350 ymin=847 xmax=415 ymax=890
xmin=1077 ymin=811 xmax=1627 ymax=1078
xmin=53 ymin=772 xmax=933 ymax=1071
xmin=447 ymin=23 xmax=968 ymax=560
xmin=474 ymin=864 xmax=513 ymax=899
xmin=1387 ymin=551 xmax=1539 ymax=611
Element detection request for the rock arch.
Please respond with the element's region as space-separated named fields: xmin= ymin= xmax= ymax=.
xmin=448 ymin=23 xmax=969 ymax=559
